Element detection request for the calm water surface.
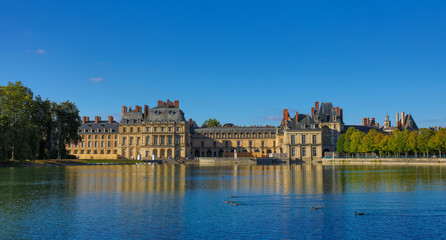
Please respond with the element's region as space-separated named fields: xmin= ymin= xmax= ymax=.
xmin=1 ymin=164 xmax=446 ymax=239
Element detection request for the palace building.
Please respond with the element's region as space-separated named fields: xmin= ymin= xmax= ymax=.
xmin=68 ymin=100 xmax=344 ymax=161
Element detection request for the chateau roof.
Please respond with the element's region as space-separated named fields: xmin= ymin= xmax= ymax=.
xmin=194 ymin=126 xmax=276 ymax=133
xmin=79 ymin=121 xmax=119 ymax=133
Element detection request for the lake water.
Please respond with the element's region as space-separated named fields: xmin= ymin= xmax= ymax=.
xmin=0 ymin=164 xmax=446 ymax=239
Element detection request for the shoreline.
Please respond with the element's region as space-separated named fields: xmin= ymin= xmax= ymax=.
xmin=322 ymin=157 xmax=446 ymax=166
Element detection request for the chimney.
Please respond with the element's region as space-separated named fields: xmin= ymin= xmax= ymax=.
xmin=174 ymin=100 xmax=179 ymax=108
xmin=295 ymin=111 xmax=299 ymax=123
xmin=86 ymin=116 xmax=90 ymax=122
xmin=396 ymin=113 xmax=400 ymax=127
xmin=362 ymin=118 xmax=366 ymax=126
xmin=367 ymin=117 xmax=370 ymax=126
xmin=166 ymin=99 xmax=170 ymax=108
xmin=129 ymin=106 xmax=132 ymax=112
xmin=311 ymin=107 xmax=315 ymax=117
xmin=375 ymin=123 xmax=379 ymax=128
xmin=108 ymin=116 xmax=113 ymax=123
xmin=144 ymin=105 xmax=149 ymax=119
xmin=340 ymin=108 xmax=343 ymax=121
xmin=95 ymin=116 xmax=101 ymax=123
xmin=336 ymin=107 xmax=340 ymax=116
xmin=158 ymin=100 xmax=163 ymax=106
xmin=315 ymin=101 xmax=319 ymax=112
xmin=189 ymin=118 xmax=193 ymax=126
xmin=122 ymin=106 xmax=127 ymax=117
xmin=371 ymin=117 xmax=376 ymax=125
xmin=401 ymin=112 xmax=405 ymax=128
xmin=283 ymin=109 xmax=289 ymax=120
xmin=82 ymin=116 xmax=87 ymax=124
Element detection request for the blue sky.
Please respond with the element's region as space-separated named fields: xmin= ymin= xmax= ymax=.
xmin=1 ymin=1 xmax=446 ymax=127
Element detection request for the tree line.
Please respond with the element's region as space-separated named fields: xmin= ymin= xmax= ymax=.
xmin=0 ymin=81 xmax=81 ymax=161
xmin=337 ymin=127 xmax=446 ymax=158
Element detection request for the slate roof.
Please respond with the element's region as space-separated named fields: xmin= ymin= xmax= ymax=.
xmin=146 ymin=107 xmax=186 ymax=122
xmin=194 ymin=126 xmax=276 ymax=134
xmin=314 ymin=102 xmax=341 ymax=123
xmin=78 ymin=121 xmax=119 ymax=133
xmin=403 ymin=114 xmax=418 ymax=131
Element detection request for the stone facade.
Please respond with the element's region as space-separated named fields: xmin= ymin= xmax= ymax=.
xmin=68 ymin=100 xmax=344 ymax=161
xmin=66 ymin=116 xmax=120 ymax=159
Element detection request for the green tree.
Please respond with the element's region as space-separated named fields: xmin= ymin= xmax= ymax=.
xmin=418 ymin=128 xmax=434 ymax=157
xmin=0 ymin=81 xmax=40 ymax=161
xmin=349 ymin=129 xmax=364 ymax=157
xmin=336 ymin=134 xmax=345 ymax=154
xmin=202 ymin=118 xmax=221 ymax=128
xmin=428 ymin=129 xmax=446 ymax=157
xmin=32 ymin=96 xmax=55 ymax=159
xmin=406 ymin=131 xmax=419 ymax=157
xmin=53 ymin=101 xmax=82 ymax=159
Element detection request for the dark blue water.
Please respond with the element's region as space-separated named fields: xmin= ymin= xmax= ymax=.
xmin=0 ymin=164 xmax=446 ymax=239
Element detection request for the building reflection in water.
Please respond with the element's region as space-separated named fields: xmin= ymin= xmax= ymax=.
xmin=63 ymin=164 xmax=446 ymax=196
xmin=64 ymin=165 xmax=187 ymax=195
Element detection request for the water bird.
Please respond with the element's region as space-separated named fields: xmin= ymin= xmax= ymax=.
xmin=231 ymin=202 xmax=240 ymax=206
xmin=228 ymin=195 xmax=237 ymax=198
xmin=310 ymin=206 xmax=321 ymax=210
xmin=355 ymin=212 xmax=365 ymax=216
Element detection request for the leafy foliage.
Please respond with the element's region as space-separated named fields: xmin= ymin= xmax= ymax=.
xmin=202 ymin=118 xmax=222 ymax=127
xmin=0 ymin=81 xmax=81 ymax=161
xmin=338 ymin=127 xmax=446 ymax=157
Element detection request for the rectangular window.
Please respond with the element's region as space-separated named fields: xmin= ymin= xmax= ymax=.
xmin=176 ymin=127 xmax=180 ymax=132
xmin=302 ymin=147 xmax=306 ymax=157
xmin=168 ymin=127 xmax=172 ymax=132
xmin=225 ymin=141 xmax=229 ymax=148
xmin=237 ymin=141 xmax=241 ymax=147
xmin=137 ymin=127 xmax=140 ymax=133
xmin=213 ymin=141 xmax=216 ymax=147
xmin=146 ymin=137 xmax=150 ymax=145
xmin=88 ymin=141 xmax=91 ymax=148
xmin=146 ymin=127 xmax=150 ymax=132
xmin=130 ymin=127 xmax=133 ymax=133
xmin=161 ymin=127 xmax=164 ymax=132
xmin=291 ymin=147 xmax=295 ymax=157
xmin=114 ymin=141 xmax=117 ymax=147
xmin=81 ymin=142 xmax=85 ymax=148
xmin=94 ymin=141 xmax=98 ymax=148
xmin=201 ymin=141 xmax=204 ymax=147
xmin=168 ymin=136 xmax=172 ymax=145
xmin=249 ymin=141 xmax=253 ymax=147
xmin=137 ymin=137 xmax=140 ymax=145
xmin=123 ymin=127 xmax=126 ymax=133
xmin=153 ymin=136 xmax=158 ymax=145
xmin=130 ymin=137 xmax=133 ymax=145
xmin=154 ymin=127 xmax=157 ymax=132
xmin=313 ymin=135 xmax=317 ymax=144
xmin=262 ymin=141 xmax=265 ymax=147
xmin=313 ymin=147 xmax=317 ymax=157
xmin=291 ymin=135 xmax=295 ymax=144
xmin=146 ymin=151 xmax=149 ymax=157
xmin=302 ymin=135 xmax=306 ymax=144
xmin=108 ymin=135 xmax=111 ymax=139
xmin=160 ymin=136 xmax=165 ymax=145
xmin=123 ymin=137 xmax=126 ymax=145
xmin=176 ymin=136 xmax=181 ymax=145
xmin=101 ymin=141 xmax=104 ymax=147
xmin=108 ymin=141 xmax=111 ymax=147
